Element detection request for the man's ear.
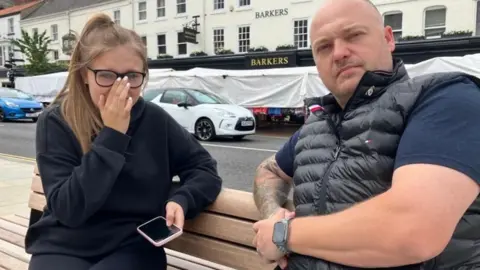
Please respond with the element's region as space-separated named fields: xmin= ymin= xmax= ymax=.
xmin=383 ymin=26 xmax=396 ymax=53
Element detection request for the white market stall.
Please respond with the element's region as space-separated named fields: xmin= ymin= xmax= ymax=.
xmin=13 ymin=53 xmax=480 ymax=108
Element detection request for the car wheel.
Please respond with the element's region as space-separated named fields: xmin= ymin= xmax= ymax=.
xmin=0 ymin=109 xmax=5 ymax=122
xmin=232 ymin=135 xmax=245 ymax=141
xmin=195 ymin=118 xmax=216 ymax=141
xmin=32 ymin=117 xmax=38 ymax=123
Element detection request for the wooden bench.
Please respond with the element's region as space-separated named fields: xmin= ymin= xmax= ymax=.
xmin=0 ymin=165 xmax=285 ymax=270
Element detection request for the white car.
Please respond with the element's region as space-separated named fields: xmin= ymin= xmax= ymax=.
xmin=144 ymin=87 xmax=256 ymax=141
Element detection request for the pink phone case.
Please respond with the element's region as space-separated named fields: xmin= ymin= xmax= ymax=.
xmin=137 ymin=216 xmax=183 ymax=247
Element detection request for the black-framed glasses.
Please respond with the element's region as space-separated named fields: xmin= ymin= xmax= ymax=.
xmin=87 ymin=67 xmax=146 ymax=88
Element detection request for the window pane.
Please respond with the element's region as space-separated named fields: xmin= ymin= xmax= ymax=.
xmin=393 ymin=31 xmax=402 ymax=40
xmin=384 ymin=13 xmax=402 ymax=30
xmin=177 ymin=32 xmax=185 ymax=43
xmin=157 ymin=35 xmax=165 ymax=44
xmin=178 ymin=44 xmax=187 ymax=55
xmin=425 ymin=8 xmax=446 ymax=28
xmin=425 ymin=27 xmax=445 ymax=37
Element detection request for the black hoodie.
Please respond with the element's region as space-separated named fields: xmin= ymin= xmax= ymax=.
xmin=25 ymin=97 xmax=222 ymax=258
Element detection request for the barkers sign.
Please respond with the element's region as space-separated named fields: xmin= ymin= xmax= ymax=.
xmin=255 ymin=8 xmax=288 ymax=19
xmin=245 ymin=53 xmax=296 ymax=69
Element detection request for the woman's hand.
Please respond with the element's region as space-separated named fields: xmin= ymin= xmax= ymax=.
xmin=98 ymin=76 xmax=133 ymax=134
xmin=165 ymin=201 xmax=185 ymax=229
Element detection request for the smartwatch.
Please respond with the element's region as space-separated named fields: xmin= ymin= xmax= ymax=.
xmin=272 ymin=218 xmax=292 ymax=254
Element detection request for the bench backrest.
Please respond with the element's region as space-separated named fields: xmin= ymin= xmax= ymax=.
xmin=29 ymin=166 xmax=283 ymax=270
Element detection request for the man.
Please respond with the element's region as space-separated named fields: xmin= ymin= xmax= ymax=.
xmin=252 ymin=0 xmax=480 ymax=269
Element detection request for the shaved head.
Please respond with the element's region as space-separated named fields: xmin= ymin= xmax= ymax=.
xmin=312 ymin=0 xmax=385 ymax=37
xmin=309 ymin=0 xmax=395 ymax=107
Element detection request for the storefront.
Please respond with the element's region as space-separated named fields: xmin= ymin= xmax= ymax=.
xmin=148 ymin=36 xmax=480 ymax=71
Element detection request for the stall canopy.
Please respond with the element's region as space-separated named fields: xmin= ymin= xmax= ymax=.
xmin=14 ymin=54 xmax=480 ymax=107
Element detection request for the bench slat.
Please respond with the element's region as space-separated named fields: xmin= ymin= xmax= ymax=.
xmin=0 ymin=219 xmax=27 ymax=236
xmin=1 ymin=215 xmax=29 ymax=228
xmin=166 ymin=232 xmax=274 ymax=270
xmin=0 ymin=238 xmax=30 ymax=263
xmin=31 ymin=175 xmax=43 ymax=194
xmin=184 ymin=212 xmax=255 ymax=248
xmin=0 ymin=227 xmax=25 ymax=248
xmin=14 ymin=213 xmax=30 ymax=221
xmin=166 ymin=249 xmax=234 ymax=270
xmin=0 ymin=250 xmax=28 ymax=270
xmin=28 ymin=192 xmax=45 ymax=212
xmin=206 ymin=189 xmax=261 ymax=221
xmin=166 ymin=253 xmax=217 ymax=270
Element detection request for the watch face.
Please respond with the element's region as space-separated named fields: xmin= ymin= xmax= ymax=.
xmin=272 ymin=221 xmax=286 ymax=244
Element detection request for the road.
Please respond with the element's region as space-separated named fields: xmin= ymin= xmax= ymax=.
xmin=0 ymin=121 xmax=291 ymax=192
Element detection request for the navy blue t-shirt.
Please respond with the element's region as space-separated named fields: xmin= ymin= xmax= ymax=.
xmin=275 ymin=78 xmax=480 ymax=185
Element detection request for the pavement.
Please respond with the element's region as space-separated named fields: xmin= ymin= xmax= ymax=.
xmin=0 ymin=155 xmax=34 ymax=217
xmin=0 ymin=121 xmax=294 ymax=192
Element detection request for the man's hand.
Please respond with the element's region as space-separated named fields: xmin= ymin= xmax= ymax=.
xmin=165 ymin=201 xmax=185 ymax=229
xmin=253 ymin=208 xmax=295 ymax=264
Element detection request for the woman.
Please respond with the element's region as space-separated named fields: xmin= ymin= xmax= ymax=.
xmin=25 ymin=14 xmax=222 ymax=270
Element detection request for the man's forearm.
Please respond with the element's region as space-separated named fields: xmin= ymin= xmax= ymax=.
xmin=287 ymin=191 xmax=430 ymax=267
xmin=254 ymin=155 xmax=292 ymax=219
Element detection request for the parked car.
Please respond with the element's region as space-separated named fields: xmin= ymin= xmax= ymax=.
xmin=0 ymin=87 xmax=44 ymax=122
xmin=144 ymin=87 xmax=256 ymax=141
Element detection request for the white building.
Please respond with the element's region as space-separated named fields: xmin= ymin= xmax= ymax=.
xmin=132 ymin=0 xmax=320 ymax=59
xmin=374 ymin=0 xmax=479 ymax=40
xmin=0 ymin=0 xmax=42 ymax=67
xmin=18 ymin=0 xmax=480 ymax=61
xmin=20 ymin=0 xmax=132 ymax=62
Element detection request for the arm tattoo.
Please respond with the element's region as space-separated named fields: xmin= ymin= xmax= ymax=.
xmin=253 ymin=155 xmax=292 ymax=219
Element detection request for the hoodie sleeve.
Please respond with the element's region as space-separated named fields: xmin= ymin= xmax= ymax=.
xmin=165 ymin=112 xmax=222 ymax=219
xmin=35 ymin=108 xmax=130 ymax=228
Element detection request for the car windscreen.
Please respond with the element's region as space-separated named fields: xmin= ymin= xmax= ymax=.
xmin=186 ymin=89 xmax=231 ymax=104
xmin=143 ymin=89 xmax=164 ymax=101
xmin=0 ymin=88 xmax=33 ymax=100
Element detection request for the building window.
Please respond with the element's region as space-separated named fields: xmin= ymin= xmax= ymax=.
xmin=239 ymin=0 xmax=250 ymax=7
xmin=138 ymin=1 xmax=147 ymax=21
xmin=157 ymin=0 xmax=165 ymax=17
xmin=141 ymin=36 xmax=147 ymax=46
xmin=113 ymin=10 xmax=120 ymax=24
xmin=177 ymin=0 xmax=186 ymax=14
xmin=157 ymin=34 xmax=166 ymax=54
xmin=0 ymin=47 xmax=3 ymax=66
xmin=52 ymin=50 xmax=59 ymax=60
xmin=213 ymin=29 xmax=224 ymax=53
xmin=7 ymin=18 xmax=14 ymax=35
xmin=424 ymin=6 xmax=446 ymax=38
xmin=177 ymin=32 xmax=187 ymax=55
xmin=51 ymin=24 xmax=58 ymax=41
xmin=238 ymin=26 xmax=250 ymax=53
xmin=214 ymin=0 xmax=224 ymax=10
xmin=383 ymin=12 xmax=402 ymax=40
xmin=293 ymin=19 xmax=308 ymax=49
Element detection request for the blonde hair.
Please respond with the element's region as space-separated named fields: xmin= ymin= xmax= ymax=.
xmin=52 ymin=13 xmax=148 ymax=154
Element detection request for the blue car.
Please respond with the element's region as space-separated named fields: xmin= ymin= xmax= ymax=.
xmin=0 ymin=87 xmax=44 ymax=122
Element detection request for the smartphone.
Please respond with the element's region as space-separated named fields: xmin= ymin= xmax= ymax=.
xmin=137 ymin=216 xmax=183 ymax=247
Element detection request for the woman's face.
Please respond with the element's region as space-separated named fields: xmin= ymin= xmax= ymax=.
xmin=85 ymin=45 xmax=145 ymax=108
